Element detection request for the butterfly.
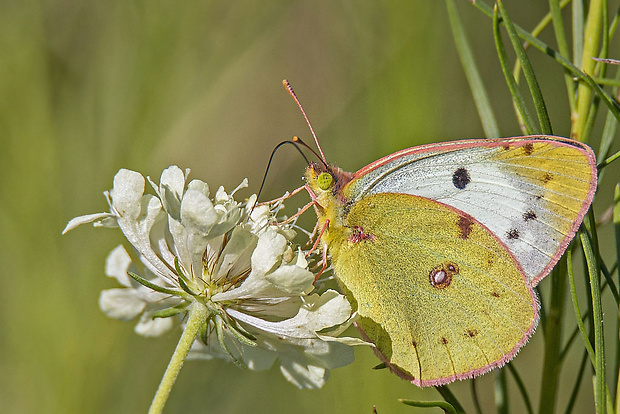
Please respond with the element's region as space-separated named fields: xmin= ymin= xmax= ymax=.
xmin=283 ymin=81 xmax=598 ymax=387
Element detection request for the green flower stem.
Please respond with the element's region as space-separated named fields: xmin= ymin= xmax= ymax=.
xmin=148 ymin=300 xmax=209 ymax=414
xmin=574 ymin=0 xmax=604 ymax=141
xmin=538 ymin=260 xmax=567 ymax=414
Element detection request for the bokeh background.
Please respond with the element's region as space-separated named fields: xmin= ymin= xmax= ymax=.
xmin=2 ymin=1 xmax=619 ymax=413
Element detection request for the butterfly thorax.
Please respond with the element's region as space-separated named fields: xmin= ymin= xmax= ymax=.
xmin=305 ymin=163 xmax=355 ymax=254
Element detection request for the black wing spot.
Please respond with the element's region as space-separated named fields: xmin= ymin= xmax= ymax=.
xmin=541 ymin=172 xmax=553 ymax=184
xmin=465 ymin=329 xmax=478 ymax=338
xmin=441 ymin=337 xmax=448 ymax=345
xmin=507 ymin=228 xmax=520 ymax=240
xmin=523 ymin=210 xmax=537 ymax=221
xmin=452 ymin=167 xmax=471 ymax=190
xmin=523 ymin=143 xmax=534 ymax=155
xmin=492 ymin=292 xmax=500 ymax=298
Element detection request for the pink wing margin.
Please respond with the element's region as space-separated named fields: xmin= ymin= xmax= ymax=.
xmin=353 ymin=135 xmax=598 ymax=287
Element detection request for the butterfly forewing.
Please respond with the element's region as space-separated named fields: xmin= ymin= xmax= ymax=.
xmin=344 ymin=136 xmax=597 ymax=286
xmin=332 ymin=193 xmax=538 ymax=386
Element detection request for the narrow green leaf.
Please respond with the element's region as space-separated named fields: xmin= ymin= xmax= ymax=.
xmin=597 ymin=67 xmax=620 ymax=166
xmin=436 ymin=386 xmax=466 ymax=414
xmin=470 ymin=379 xmax=483 ymax=414
xmin=152 ymin=302 xmax=190 ymax=319
xmin=591 ymin=77 xmax=620 ymax=87
xmin=614 ymin=184 xmax=620 ymax=412
xmin=572 ymin=0 xmax=584 ymax=68
xmin=497 ymin=0 xmax=553 ymax=134
xmin=538 ymin=259 xmax=567 ymax=414
xmin=494 ymin=369 xmax=508 ymax=414
xmin=446 ymin=0 xmax=500 ymax=138
xmin=507 ymin=364 xmax=533 ymax=414
xmin=493 ymin=4 xmax=538 ymax=134
xmin=549 ymin=0 xmax=577 ymax=112
xmin=573 ymin=0 xmax=605 ymax=141
xmin=567 ymin=249 xmax=596 ymax=362
xmin=564 ymin=351 xmax=589 ymax=414
xmin=601 ymin=260 xmax=620 ymax=304
xmin=470 ymin=0 xmax=620 ymax=122
xmin=399 ymin=399 xmax=457 ymax=414
xmin=598 ymin=149 xmax=620 ymax=170
xmin=581 ymin=216 xmax=606 ymax=414
xmin=128 ymin=271 xmax=190 ymax=300
xmin=215 ymin=315 xmax=247 ymax=369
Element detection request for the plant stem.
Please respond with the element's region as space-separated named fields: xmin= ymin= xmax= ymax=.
xmin=573 ymin=0 xmax=604 ymax=141
xmin=148 ymin=300 xmax=209 ymax=414
xmin=538 ymin=260 xmax=567 ymax=414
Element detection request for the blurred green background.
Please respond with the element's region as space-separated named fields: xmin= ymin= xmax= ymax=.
xmin=2 ymin=1 xmax=619 ymax=413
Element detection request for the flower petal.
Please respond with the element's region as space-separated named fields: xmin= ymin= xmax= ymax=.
xmin=264 ymin=264 xmax=314 ymax=294
xmin=99 ymin=288 xmax=146 ymax=320
xmin=251 ymin=229 xmax=287 ymax=274
xmin=159 ymin=165 xmax=186 ymax=219
xmin=105 ymin=245 xmax=133 ymax=287
xmin=110 ymin=169 xmax=145 ymax=220
xmin=62 ymin=212 xmax=116 ymax=234
xmin=134 ymin=312 xmax=174 ymax=337
xmin=225 ymin=290 xmax=351 ymax=339
xmin=279 ymin=353 xmax=327 ymax=389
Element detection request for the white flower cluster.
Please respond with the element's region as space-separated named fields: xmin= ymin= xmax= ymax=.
xmin=64 ymin=166 xmax=361 ymax=388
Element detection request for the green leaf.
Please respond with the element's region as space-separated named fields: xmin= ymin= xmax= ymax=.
xmin=399 ymin=399 xmax=457 ymax=414
xmin=581 ymin=213 xmax=606 ymax=414
xmin=497 ymin=0 xmax=553 ymax=135
xmin=493 ymin=4 xmax=538 ymax=134
xmin=446 ymin=0 xmax=500 ymax=138
xmin=127 ymin=271 xmax=190 ymax=300
xmin=470 ymin=0 xmax=620 ymax=123
xmin=152 ymin=302 xmax=190 ymax=319
xmin=435 ymin=386 xmax=466 ymax=414
xmin=507 ymin=364 xmax=533 ymax=414
xmin=494 ymin=369 xmax=508 ymax=414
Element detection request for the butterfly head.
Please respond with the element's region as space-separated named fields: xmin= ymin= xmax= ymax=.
xmin=305 ymin=162 xmax=353 ymax=205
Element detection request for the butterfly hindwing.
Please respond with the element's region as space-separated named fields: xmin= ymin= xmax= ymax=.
xmin=344 ymin=136 xmax=597 ymax=285
xmin=331 ymin=193 xmax=538 ymax=386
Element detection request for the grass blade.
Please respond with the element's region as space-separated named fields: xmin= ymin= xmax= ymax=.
xmin=494 ymin=369 xmax=508 ymax=414
xmin=581 ymin=212 xmax=606 ymax=414
xmin=614 ymin=184 xmax=620 ymax=412
xmin=574 ymin=0 xmax=605 ymax=141
xmin=538 ymin=259 xmax=567 ymax=414
xmin=493 ymin=4 xmax=538 ymax=134
xmin=507 ymin=364 xmax=533 ymax=414
xmin=549 ymin=0 xmax=577 ymax=112
xmin=564 ymin=351 xmax=589 ymax=414
xmin=469 ymin=0 xmax=620 ymax=122
xmin=399 ymin=399 xmax=457 ymax=414
xmin=497 ymin=0 xmax=553 ymax=135
xmin=446 ymin=0 xmax=500 ymax=138
xmin=436 ymin=386 xmax=466 ymax=414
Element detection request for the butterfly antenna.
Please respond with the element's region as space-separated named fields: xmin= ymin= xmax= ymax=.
xmin=282 ymin=79 xmax=327 ymax=164
xmin=254 ymin=139 xmax=310 ymax=207
xmin=292 ymin=136 xmax=328 ymax=168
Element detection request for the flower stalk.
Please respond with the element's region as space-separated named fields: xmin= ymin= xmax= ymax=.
xmin=148 ymin=300 xmax=209 ymax=414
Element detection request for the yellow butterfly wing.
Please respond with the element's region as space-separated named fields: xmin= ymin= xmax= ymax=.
xmin=345 ymin=136 xmax=597 ymax=286
xmin=331 ymin=193 xmax=537 ymax=386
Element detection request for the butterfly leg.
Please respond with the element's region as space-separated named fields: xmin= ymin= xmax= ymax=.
xmin=277 ymin=200 xmax=314 ymax=225
xmin=312 ymin=244 xmax=329 ymax=282
xmin=255 ymin=184 xmax=307 ymax=206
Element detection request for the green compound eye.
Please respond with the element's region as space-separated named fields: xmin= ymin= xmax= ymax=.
xmin=317 ymin=172 xmax=333 ymax=190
